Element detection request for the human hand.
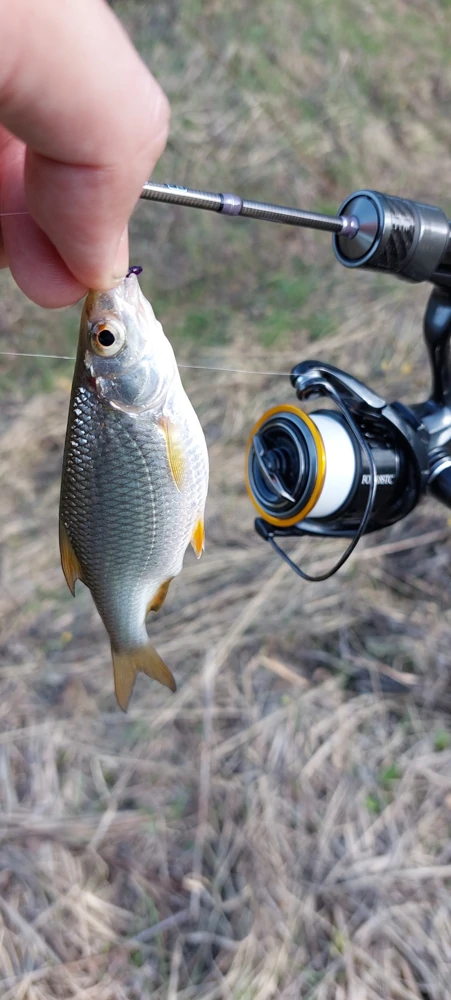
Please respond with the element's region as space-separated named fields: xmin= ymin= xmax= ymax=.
xmin=0 ymin=0 xmax=169 ymax=307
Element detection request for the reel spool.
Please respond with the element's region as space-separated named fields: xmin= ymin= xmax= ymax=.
xmin=245 ymin=404 xmax=401 ymax=529
xmin=245 ymin=361 xmax=430 ymax=581
xmin=245 ymin=405 xmax=327 ymax=527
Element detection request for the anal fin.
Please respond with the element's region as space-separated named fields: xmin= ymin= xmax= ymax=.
xmin=112 ymin=645 xmax=176 ymax=712
xmin=59 ymin=518 xmax=83 ymax=596
xmin=191 ymin=517 xmax=205 ymax=559
xmin=147 ymin=578 xmax=173 ymax=615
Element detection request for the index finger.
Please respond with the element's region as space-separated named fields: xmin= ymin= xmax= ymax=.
xmin=0 ymin=0 xmax=169 ymax=297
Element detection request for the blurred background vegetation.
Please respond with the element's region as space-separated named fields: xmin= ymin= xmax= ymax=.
xmin=1 ymin=2 xmax=451 ymax=998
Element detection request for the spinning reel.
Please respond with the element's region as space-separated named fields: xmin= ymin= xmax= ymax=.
xmin=244 ymin=192 xmax=451 ymax=579
xmin=141 ymin=183 xmax=451 ymax=579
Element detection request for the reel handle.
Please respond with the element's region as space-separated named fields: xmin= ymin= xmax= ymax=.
xmin=424 ymin=285 xmax=451 ymax=408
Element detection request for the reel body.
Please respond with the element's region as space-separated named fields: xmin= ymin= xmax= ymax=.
xmin=245 ymin=287 xmax=451 ymax=580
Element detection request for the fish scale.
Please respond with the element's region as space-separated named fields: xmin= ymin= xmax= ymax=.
xmin=59 ymin=274 xmax=209 ymax=710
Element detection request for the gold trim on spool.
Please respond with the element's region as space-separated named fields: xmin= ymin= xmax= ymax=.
xmin=244 ymin=404 xmax=326 ymax=527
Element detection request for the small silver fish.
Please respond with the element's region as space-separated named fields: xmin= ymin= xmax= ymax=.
xmin=59 ymin=273 xmax=209 ymax=710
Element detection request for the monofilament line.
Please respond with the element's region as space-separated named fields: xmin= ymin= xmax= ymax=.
xmin=0 ymin=351 xmax=290 ymax=377
xmin=0 ymin=351 xmax=76 ymax=360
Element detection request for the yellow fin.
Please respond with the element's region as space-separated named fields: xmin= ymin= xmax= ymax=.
xmin=112 ymin=645 xmax=176 ymax=712
xmin=160 ymin=416 xmax=185 ymax=492
xmin=147 ymin=578 xmax=173 ymax=614
xmin=59 ymin=519 xmax=83 ymax=596
xmin=191 ymin=517 xmax=205 ymax=559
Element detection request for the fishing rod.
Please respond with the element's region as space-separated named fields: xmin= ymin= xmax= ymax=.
xmin=140 ymin=182 xmax=451 ymax=580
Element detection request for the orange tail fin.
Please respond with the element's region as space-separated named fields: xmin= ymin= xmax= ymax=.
xmin=112 ymin=646 xmax=176 ymax=711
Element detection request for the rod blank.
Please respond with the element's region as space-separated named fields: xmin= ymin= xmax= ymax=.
xmin=140 ymin=181 xmax=352 ymax=235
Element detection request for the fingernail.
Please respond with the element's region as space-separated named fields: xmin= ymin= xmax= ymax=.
xmin=112 ymin=226 xmax=129 ymax=283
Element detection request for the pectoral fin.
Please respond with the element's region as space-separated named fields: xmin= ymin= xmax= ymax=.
xmin=160 ymin=416 xmax=185 ymax=492
xmin=59 ymin=519 xmax=83 ymax=596
xmin=112 ymin=645 xmax=176 ymax=712
xmin=191 ymin=517 xmax=205 ymax=559
xmin=147 ymin=578 xmax=173 ymax=614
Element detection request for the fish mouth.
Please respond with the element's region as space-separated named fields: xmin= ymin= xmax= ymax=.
xmin=86 ymin=272 xmax=141 ymax=310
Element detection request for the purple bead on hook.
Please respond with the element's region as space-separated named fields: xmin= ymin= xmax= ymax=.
xmin=127 ymin=265 xmax=143 ymax=277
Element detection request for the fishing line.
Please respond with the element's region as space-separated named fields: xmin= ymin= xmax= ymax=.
xmin=0 ymin=208 xmax=291 ymax=376
xmin=180 ymin=363 xmax=291 ymax=376
xmin=0 ymin=350 xmax=76 ymax=360
xmin=0 ymin=350 xmax=290 ymax=377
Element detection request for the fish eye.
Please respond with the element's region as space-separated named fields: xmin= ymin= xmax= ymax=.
xmin=90 ymin=321 xmax=126 ymax=357
xmin=98 ymin=329 xmax=115 ymax=348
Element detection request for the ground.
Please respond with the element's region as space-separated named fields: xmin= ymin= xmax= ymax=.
xmin=1 ymin=1 xmax=451 ymax=997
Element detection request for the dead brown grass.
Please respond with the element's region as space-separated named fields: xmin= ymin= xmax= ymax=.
xmin=2 ymin=1 xmax=451 ymax=997
xmin=1 ymin=327 xmax=451 ymax=998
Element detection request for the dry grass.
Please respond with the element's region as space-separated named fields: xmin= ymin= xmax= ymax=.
xmin=1 ymin=339 xmax=451 ymax=999
xmin=2 ymin=1 xmax=451 ymax=997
